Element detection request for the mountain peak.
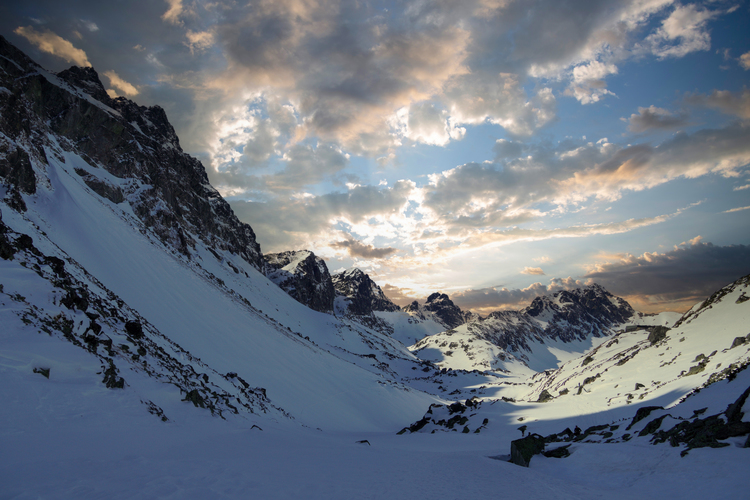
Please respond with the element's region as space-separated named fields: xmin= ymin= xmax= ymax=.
xmin=57 ymin=65 xmax=111 ymax=103
xmin=332 ymin=268 xmax=399 ymax=315
xmin=264 ymin=250 xmax=334 ymax=313
xmin=0 ymin=36 xmax=263 ymax=269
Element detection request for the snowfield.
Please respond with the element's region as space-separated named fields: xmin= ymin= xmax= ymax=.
xmin=1 ymin=37 xmax=749 ymax=498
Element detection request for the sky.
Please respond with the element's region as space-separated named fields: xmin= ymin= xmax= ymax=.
xmin=2 ymin=0 xmax=749 ymax=314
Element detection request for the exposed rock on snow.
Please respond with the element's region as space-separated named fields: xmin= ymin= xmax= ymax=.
xmin=411 ymin=283 xmax=641 ymax=372
xmin=0 ymin=211 xmax=281 ymax=419
xmin=510 ymin=433 xmax=546 ymax=467
xmin=420 ymin=293 xmax=474 ymax=329
xmin=332 ymin=268 xmax=400 ymax=316
xmin=264 ymin=250 xmax=335 ymax=313
xmin=0 ymin=35 xmax=264 ymax=270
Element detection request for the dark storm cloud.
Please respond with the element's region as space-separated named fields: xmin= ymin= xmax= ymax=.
xmin=627 ymin=106 xmax=689 ymax=133
xmin=686 ymin=89 xmax=750 ymax=120
xmin=331 ymin=238 xmax=397 ymax=259
xmin=585 ymin=239 xmax=750 ymax=309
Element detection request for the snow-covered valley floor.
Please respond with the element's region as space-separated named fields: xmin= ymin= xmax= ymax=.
xmin=3 ymin=347 xmax=749 ymax=500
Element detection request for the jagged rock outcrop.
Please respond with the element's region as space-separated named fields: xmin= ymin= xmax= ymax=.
xmin=332 ymin=268 xmax=400 ymax=316
xmin=403 ymin=293 xmax=476 ymax=330
xmin=0 ymin=35 xmax=263 ymax=270
xmin=474 ymin=284 xmax=636 ymax=353
xmin=422 ymin=293 xmax=473 ymax=329
xmin=403 ymin=300 xmax=426 ymax=320
xmin=264 ymin=250 xmax=335 ymax=313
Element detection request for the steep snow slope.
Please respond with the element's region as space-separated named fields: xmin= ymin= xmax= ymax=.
xmin=1 ymin=150 xmax=436 ymax=430
xmin=0 ymin=35 xmax=438 ymax=431
xmin=374 ymin=309 xmax=447 ymax=346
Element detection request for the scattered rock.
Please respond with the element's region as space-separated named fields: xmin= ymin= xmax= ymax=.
xmin=33 ymin=367 xmax=50 ymax=379
xmin=626 ymin=406 xmax=663 ymax=430
xmin=182 ymin=389 xmax=206 ymax=408
xmin=102 ymin=360 xmax=125 ymax=389
xmin=542 ymin=444 xmax=571 ymax=458
xmin=125 ymin=320 xmax=144 ymax=339
xmin=638 ymin=415 xmax=668 ymax=437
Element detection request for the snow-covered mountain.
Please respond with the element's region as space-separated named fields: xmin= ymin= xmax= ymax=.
xmin=264 ymin=250 xmax=335 ymax=313
xmin=332 ymin=268 xmax=401 ymax=316
xmin=0 ymin=35 xmax=435 ymax=432
xmin=2 ymin=37 xmax=749 ymax=498
xmin=403 ymin=292 xmax=478 ymax=330
xmin=411 ymin=283 xmax=679 ymax=373
xmin=400 ymin=274 xmax=750 ymax=441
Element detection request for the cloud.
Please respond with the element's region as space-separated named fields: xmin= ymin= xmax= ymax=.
xmin=723 ymin=205 xmax=750 ymax=214
xmin=521 ymin=267 xmax=545 ymax=275
xmin=185 ymin=30 xmax=215 ymax=54
xmin=627 ymin=105 xmax=688 ymax=133
xmin=555 ymin=122 xmax=750 ymax=204
xmin=639 ymin=4 xmax=715 ymax=59
xmin=446 ymin=74 xmax=556 ymax=136
xmin=230 ymin=180 xmax=415 ymax=251
xmin=381 ymin=284 xmax=419 ymax=307
xmin=493 ymin=139 xmax=524 ymax=160
xmin=457 ymin=212 xmax=678 ymax=250
xmin=14 ymin=26 xmax=91 ymax=66
xmin=162 ymin=0 xmax=186 ymax=25
xmin=415 ymin=120 xmax=749 ymax=247
xmin=80 ymin=20 xmax=99 ymax=32
xmin=741 ymin=51 xmax=750 ymax=70
xmin=686 ymin=89 xmax=750 ymax=119
xmin=331 ymin=238 xmax=398 ymax=259
xmin=585 ymin=239 xmax=750 ymax=312
xmin=451 ymin=277 xmax=584 ymax=313
xmin=567 ymin=60 xmax=618 ymax=104
xmin=392 ymin=102 xmax=465 ymax=146
xmin=103 ymin=70 xmax=139 ymax=96
xmin=212 ymin=140 xmax=351 ymax=194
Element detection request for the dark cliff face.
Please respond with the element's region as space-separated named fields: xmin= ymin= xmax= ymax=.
xmin=332 ymin=268 xmax=400 ymax=316
xmin=264 ymin=250 xmax=335 ymax=313
xmin=423 ymin=293 xmax=468 ymax=329
xmin=0 ymin=36 xmax=263 ymax=270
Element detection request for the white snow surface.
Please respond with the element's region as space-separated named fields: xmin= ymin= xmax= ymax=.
xmin=1 ymin=136 xmax=749 ymax=497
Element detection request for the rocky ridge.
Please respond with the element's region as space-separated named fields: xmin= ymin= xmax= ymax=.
xmin=332 ymin=268 xmax=400 ymax=316
xmin=403 ymin=293 xmax=476 ymax=330
xmin=0 ymin=36 xmax=264 ymax=270
xmin=264 ymin=250 xmax=335 ymax=313
xmin=472 ymin=283 xmax=635 ymax=352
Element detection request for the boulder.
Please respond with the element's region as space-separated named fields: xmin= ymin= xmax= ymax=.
xmin=510 ymin=434 xmax=546 ymax=467
xmin=648 ymin=326 xmax=669 ymax=344
xmin=536 ymin=389 xmax=553 ymax=402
